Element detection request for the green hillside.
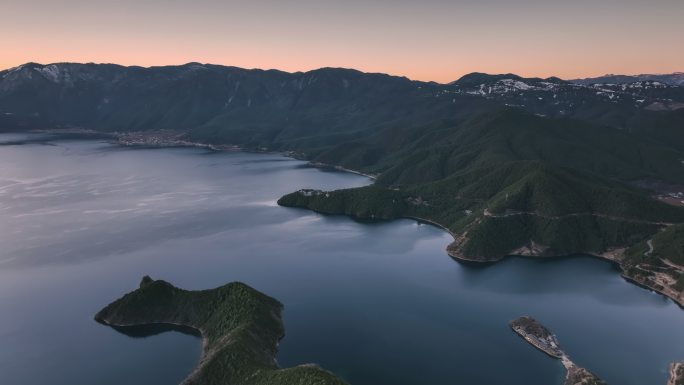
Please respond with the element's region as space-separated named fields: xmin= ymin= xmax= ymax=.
xmin=652 ymin=224 xmax=684 ymax=266
xmin=280 ymin=160 xmax=684 ymax=260
xmin=628 ymin=224 xmax=684 ymax=268
xmin=95 ymin=277 xmax=346 ymax=385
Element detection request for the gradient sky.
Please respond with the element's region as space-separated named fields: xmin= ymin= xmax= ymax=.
xmin=1 ymin=0 xmax=682 ymax=82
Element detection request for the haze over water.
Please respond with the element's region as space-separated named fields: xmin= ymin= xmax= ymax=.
xmin=1 ymin=134 xmax=684 ymax=385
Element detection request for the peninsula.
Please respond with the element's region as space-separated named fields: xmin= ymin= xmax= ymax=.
xmin=278 ymin=182 xmax=684 ymax=309
xmin=95 ymin=276 xmax=346 ymax=385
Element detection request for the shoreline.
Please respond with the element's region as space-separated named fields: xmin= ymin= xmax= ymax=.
xmin=27 ymin=130 xmax=684 ymax=314
xmin=24 ymin=129 xmax=378 ymax=180
xmin=306 ymin=161 xmax=377 ymax=180
xmin=95 ymin=318 xmax=211 ymax=382
xmin=291 ymin=147 xmax=684 ymax=310
xmin=107 ymin=131 xmax=380 ymax=180
xmin=406 ymin=215 xmax=684 ymax=308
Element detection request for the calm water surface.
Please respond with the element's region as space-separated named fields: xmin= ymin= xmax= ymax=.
xmin=1 ymin=134 xmax=683 ymax=385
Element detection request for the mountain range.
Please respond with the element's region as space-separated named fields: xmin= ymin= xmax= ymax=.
xmin=2 ymin=62 xmax=684 ymax=304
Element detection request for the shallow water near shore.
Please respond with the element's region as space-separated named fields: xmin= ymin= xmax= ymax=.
xmin=1 ymin=133 xmax=684 ymax=385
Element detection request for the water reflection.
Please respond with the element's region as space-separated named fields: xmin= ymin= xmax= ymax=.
xmin=104 ymin=323 xmax=202 ymax=339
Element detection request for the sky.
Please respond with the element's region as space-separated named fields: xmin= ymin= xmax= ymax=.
xmin=0 ymin=0 xmax=682 ymax=83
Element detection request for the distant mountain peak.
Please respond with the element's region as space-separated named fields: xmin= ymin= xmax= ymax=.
xmin=451 ymin=72 xmax=522 ymax=86
xmin=571 ymin=72 xmax=684 ymax=86
xmin=451 ymin=72 xmax=567 ymax=87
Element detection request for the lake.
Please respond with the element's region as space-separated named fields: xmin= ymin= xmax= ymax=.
xmin=1 ymin=133 xmax=683 ymax=385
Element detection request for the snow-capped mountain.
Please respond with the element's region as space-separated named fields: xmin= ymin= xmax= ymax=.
xmin=571 ymin=73 xmax=684 ymax=86
xmin=444 ymin=73 xmax=684 ymax=120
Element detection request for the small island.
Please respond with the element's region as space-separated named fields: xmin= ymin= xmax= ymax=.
xmin=670 ymin=362 xmax=684 ymax=385
xmin=511 ymin=316 xmax=684 ymax=385
xmin=95 ymin=276 xmax=346 ymax=385
xmin=510 ymin=316 xmax=563 ymax=358
xmin=510 ymin=316 xmax=606 ymax=385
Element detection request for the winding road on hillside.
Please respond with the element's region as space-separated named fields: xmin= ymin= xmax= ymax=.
xmin=482 ymin=209 xmax=674 ymax=226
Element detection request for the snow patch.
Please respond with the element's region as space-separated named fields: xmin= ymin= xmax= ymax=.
xmin=498 ymin=79 xmax=533 ymax=90
xmin=34 ymin=64 xmax=62 ymax=82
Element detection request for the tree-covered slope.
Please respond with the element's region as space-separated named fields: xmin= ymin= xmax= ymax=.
xmin=652 ymin=224 xmax=684 ymax=266
xmin=276 ymin=103 xmax=684 ymax=263
xmin=366 ymin=109 xmax=684 ymax=186
xmin=95 ymin=276 xmax=346 ymax=385
xmin=279 ymin=160 xmax=684 ymax=260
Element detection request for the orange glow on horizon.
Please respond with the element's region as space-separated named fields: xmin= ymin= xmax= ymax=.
xmin=3 ymin=51 xmax=682 ymax=84
xmin=1 ymin=0 xmax=682 ymax=83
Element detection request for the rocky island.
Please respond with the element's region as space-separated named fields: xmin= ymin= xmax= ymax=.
xmin=511 ymin=316 xmax=684 ymax=385
xmin=95 ymin=276 xmax=346 ymax=385
xmin=510 ymin=316 xmax=563 ymax=358
xmin=510 ymin=316 xmax=607 ymax=385
xmin=669 ymin=362 xmax=684 ymax=385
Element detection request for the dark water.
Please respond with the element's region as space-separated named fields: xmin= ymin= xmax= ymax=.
xmin=1 ymin=134 xmax=683 ymax=385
